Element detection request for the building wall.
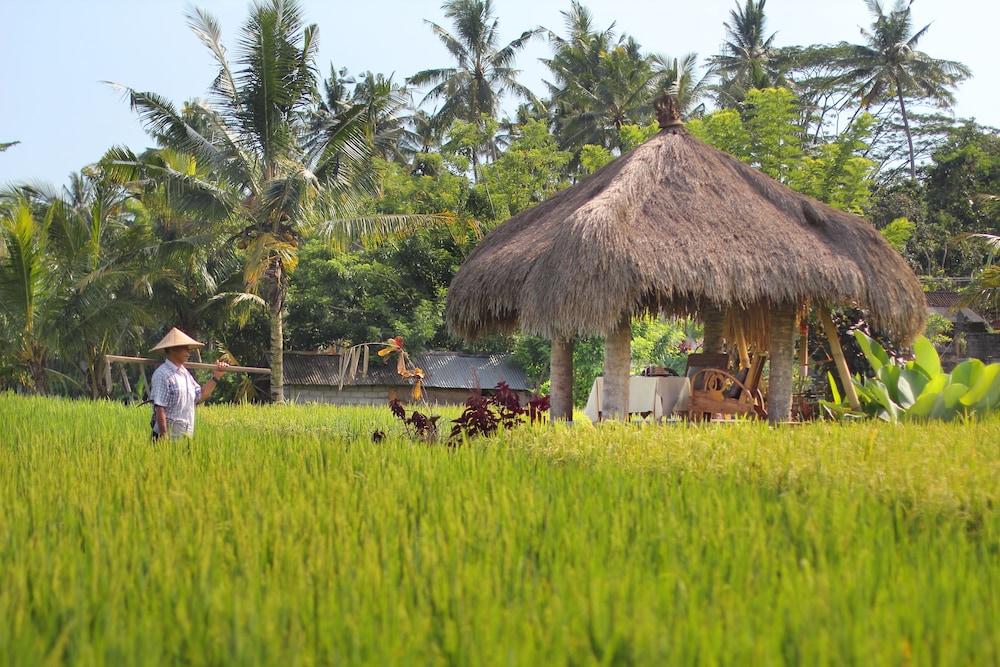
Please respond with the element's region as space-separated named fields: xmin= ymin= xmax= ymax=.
xmin=966 ymin=333 xmax=1000 ymax=364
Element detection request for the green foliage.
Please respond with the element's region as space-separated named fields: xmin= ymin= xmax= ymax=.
xmin=689 ymin=87 xmax=875 ymax=212
xmin=744 ymin=87 xmax=802 ymax=182
xmin=880 ymin=216 xmax=915 ymax=252
xmin=923 ymin=312 xmax=953 ymax=347
xmin=618 ymin=121 xmax=660 ymax=152
xmin=579 ymin=144 xmax=614 ymax=175
xmin=2 ymin=395 xmax=998 ymax=664
xmin=822 ymin=331 xmax=1000 ymax=421
xmin=477 ymin=120 xmax=571 ymax=218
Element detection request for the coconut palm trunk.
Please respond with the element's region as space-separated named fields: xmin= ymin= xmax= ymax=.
xmin=767 ymin=303 xmax=796 ymax=424
xmin=602 ymin=318 xmax=631 ymax=421
xmin=549 ymin=336 xmax=574 ymax=421
xmin=895 ymin=81 xmax=917 ymax=180
xmin=702 ymin=305 xmax=725 ymax=353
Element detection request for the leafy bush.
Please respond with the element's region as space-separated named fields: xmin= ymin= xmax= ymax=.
xmin=822 ymin=331 xmax=1000 ymax=421
xmin=450 ymin=382 xmax=550 ymax=441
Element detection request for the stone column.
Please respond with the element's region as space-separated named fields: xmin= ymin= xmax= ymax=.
xmin=767 ymin=303 xmax=797 ymax=424
xmin=550 ymin=336 xmax=574 ymax=422
xmin=602 ymin=317 xmax=631 ymax=421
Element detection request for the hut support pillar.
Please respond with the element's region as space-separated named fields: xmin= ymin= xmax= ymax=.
xmin=818 ymin=309 xmax=861 ymax=411
xmin=602 ymin=317 xmax=631 ymax=421
xmin=703 ymin=305 xmax=725 ymax=353
xmin=767 ymin=303 xmax=797 ymax=424
xmin=550 ymin=336 xmax=574 ymax=422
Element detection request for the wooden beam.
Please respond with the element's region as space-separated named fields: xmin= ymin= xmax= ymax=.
xmin=734 ymin=326 xmax=751 ymax=370
xmin=105 ymin=355 xmax=270 ymax=375
xmin=799 ymin=322 xmax=809 ymax=378
xmin=818 ymin=309 xmax=861 ymax=411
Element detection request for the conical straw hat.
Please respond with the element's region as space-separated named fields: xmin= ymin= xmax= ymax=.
xmin=150 ymin=327 xmax=205 ymax=352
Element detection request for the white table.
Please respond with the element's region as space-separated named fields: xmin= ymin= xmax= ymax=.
xmin=583 ymin=376 xmax=691 ymax=423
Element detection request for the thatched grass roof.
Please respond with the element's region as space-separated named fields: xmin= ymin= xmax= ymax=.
xmin=446 ymin=120 xmax=926 ymax=344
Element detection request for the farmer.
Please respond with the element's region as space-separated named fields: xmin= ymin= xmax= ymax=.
xmin=149 ymin=328 xmax=228 ymax=440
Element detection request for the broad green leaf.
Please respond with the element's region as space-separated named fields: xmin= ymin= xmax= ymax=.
xmin=927 ymin=384 xmax=967 ymax=420
xmin=854 ymin=331 xmax=889 ymax=372
xmin=911 ymin=336 xmax=941 ymax=378
xmin=827 ymin=371 xmax=841 ymax=404
xmin=899 ymin=368 xmax=928 ymax=402
xmin=879 ymin=365 xmax=900 ymax=402
xmin=906 ymin=392 xmax=938 ymax=419
xmin=866 ymin=381 xmax=899 ymax=422
xmin=959 ymin=363 xmax=1000 ymax=408
xmin=917 ymin=373 xmax=948 ymax=399
xmin=895 ymin=371 xmax=918 ymax=408
xmin=950 ymin=358 xmax=984 ymax=389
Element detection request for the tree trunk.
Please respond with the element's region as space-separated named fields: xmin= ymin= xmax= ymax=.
xmin=767 ymin=303 xmax=796 ymax=425
xmin=269 ymin=298 xmax=285 ymax=404
xmin=602 ymin=318 xmax=631 ymax=421
xmin=550 ymin=336 xmax=574 ymax=422
xmin=896 ymin=83 xmax=916 ymax=180
xmin=702 ymin=304 xmax=725 ymax=354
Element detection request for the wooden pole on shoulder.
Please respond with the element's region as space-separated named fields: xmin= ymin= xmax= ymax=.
xmin=104 ymin=355 xmax=270 ymax=375
xmin=818 ymin=309 xmax=861 ymax=411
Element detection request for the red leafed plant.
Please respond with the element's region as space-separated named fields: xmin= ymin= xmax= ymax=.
xmin=388 ymin=398 xmax=440 ymax=442
xmin=449 ymin=382 xmax=550 ymax=442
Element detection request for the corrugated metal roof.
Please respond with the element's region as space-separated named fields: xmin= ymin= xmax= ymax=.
xmin=281 ymin=351 xmax=531 ymax=391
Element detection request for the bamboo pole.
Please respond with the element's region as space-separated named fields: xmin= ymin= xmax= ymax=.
xmin=799 ymin=323 xmax=809 ymax=378
xmin=818 ymin=310 xmax=861 ymax=411
xmin=105 ymin=355 xmax=270 ymax=375
xmin=734 ymin=326 xmax=751 ymax=370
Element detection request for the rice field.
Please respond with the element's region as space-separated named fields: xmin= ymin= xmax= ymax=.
xmin=1 ymin=393 xmax=998 ymax=665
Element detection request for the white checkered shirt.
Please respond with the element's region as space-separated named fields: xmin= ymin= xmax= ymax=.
xmin=150 ymin=359 xmax=202 ymax=437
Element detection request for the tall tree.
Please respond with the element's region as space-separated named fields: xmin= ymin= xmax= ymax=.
xmin=710 ymin=0 xmax=787 ymax=107
xmin=836 ymin=0 xmax=970 ymax=179
xmin=408 ymin=0 xmax=540 ymax=174
xmin=108 ymin=0 xmax=408 ymax=402
xmin=651 ymin=53 xmax=710 ymax=118
xmin=543 ymin=4 xmax=659 ymax=154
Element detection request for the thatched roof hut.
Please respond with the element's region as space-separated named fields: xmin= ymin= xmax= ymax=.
xmin=446 ymin=95 xmax=926 ymax=423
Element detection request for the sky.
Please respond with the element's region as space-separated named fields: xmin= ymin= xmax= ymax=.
xmin=1 ymin=0 xmax=996 ymax=188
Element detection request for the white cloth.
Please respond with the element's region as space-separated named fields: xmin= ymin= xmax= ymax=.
xmin=583 ymin=376 xmax=691 ymax=422
xmin=150 ymin=359 xmax=202 ymax=437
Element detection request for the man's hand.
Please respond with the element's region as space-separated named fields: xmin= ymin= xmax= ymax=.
xmin=212 ymin=361 xmax=230 ymax=380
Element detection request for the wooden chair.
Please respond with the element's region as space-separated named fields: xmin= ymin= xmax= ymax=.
xmin=686 ymin=354 xmax=768 ymax=421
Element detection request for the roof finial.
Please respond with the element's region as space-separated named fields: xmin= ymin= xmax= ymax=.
xmin=655 ymin=92 xmax=684 ymax=130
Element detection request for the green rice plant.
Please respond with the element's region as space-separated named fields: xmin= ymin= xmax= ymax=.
xmin=0 ymin=394 xmax=997 ymax=665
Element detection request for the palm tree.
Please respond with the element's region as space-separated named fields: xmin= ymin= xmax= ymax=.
xmin=835 ymin=0 xmax=970 ymax=179
xmin=107 ymin=1 xmax=402 ymax=402
xmin=709 ymin=0 xmax=787 ymax=107
xmin=651 ymin=53 xmax=711 ymax=118
xmin=408 ymin=0 xmax=541 ymax=173
xmin=318 ymin=68 xmax=420 ymax=164
xmin=543 ymin=4 xmax=661 ymax=154
xmin=0 ymin=200 xmax=57 ymax=393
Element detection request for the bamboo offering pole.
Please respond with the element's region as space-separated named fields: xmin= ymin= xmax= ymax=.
xmin=817 ymin=310 xmax=861 ymax=411
xmin=105 ymin=355 xmax=270 ymax=375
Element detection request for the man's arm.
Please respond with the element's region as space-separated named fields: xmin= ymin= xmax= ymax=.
xmin=197 ymin=361 xmax=229 ymax=404
xmin=154 ymin=405 xmax=168 ymax=436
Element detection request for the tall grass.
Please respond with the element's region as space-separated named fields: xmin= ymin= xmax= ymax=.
xmin=1 ymin=394 xmax=997 ymax=665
